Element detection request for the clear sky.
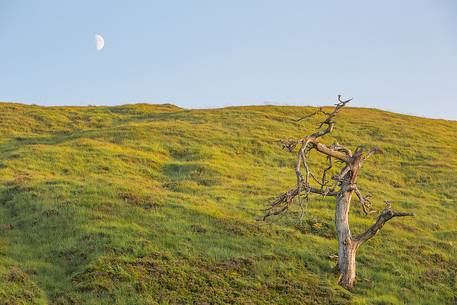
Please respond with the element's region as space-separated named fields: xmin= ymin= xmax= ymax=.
xmin=1 ymin=1 xmax=456 ymax=120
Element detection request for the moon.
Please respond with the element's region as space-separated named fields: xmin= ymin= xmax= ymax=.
xmin=95 ymin=34 xmax=105 ymax=51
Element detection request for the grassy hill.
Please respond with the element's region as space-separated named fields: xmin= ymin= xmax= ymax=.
xmin=0 ymin=102 xmax=455 ymax=305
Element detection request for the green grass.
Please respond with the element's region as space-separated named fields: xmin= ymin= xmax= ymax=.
xmin=0 ymin=102 xmax=455 ymax=304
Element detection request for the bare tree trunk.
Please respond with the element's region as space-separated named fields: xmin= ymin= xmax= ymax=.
xmin=336 ymin=181 xmax=358 ymax=289
xmin=338 ymin=240 xmax=358 ymax=289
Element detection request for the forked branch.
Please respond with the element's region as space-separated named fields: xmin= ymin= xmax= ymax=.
xmin=353 ymin=185 xmax=376 ymax=215
xmin=310 ymin=95 xmax=352 ymax=138
xmin=353 ymin=201 xmax=414 ymax=244
xmin=264 ymin=96 xmax=351 ymax=220
xmin=263 ymin=184 xmax=338 ymax=220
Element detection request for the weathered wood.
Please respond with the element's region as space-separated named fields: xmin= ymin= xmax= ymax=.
xmin=264 ymin=96 xmax=414 ymax=290
xmin=354 ymin=202 xmax=415 ymax=244
xmin=307 ymin=138 xmax=352 ymax=163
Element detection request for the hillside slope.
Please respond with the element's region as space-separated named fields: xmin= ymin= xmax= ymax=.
xmin=0 ymin=102 xmax=455 ymax=305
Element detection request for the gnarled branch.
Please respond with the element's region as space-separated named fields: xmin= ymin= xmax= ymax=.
xmin=353 ymin=185 xmax=376 ymax=215
xmin=264 ymin=96 xmax=352 ymax=220
xmin=310 ymin=95 xmax=352 ymax=138
xmin=308 ymin=139 xmax=352 ymax=163
xmin=353 ymin=201 xmax=414 ymax=244
xmin=263 ymin=184 xmax=338 ymax=220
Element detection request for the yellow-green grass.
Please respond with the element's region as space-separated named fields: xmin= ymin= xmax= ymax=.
xmin=0 ymin=102 xmax=455 ymax=304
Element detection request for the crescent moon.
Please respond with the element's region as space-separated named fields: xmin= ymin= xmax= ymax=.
xmin=95 ymin=34 xmax=105 ymax=51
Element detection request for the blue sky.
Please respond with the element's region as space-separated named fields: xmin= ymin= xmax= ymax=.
xmin=1 ymin=1 xmax=456 ymax=119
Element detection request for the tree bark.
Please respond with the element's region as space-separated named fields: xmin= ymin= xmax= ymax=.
xmin=335 ymin=181 xmax=359 ymax=290
xmin=334 ymin=157 xmax=413 ymax=289
xmin=338 ymin=238 xmax=359 ymax=289
xmin=336 ymin=155 xmax=362 ymax=290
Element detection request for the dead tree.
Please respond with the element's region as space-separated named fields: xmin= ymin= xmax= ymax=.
xmin=263 ymin=96 xmax=414 ymax=290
